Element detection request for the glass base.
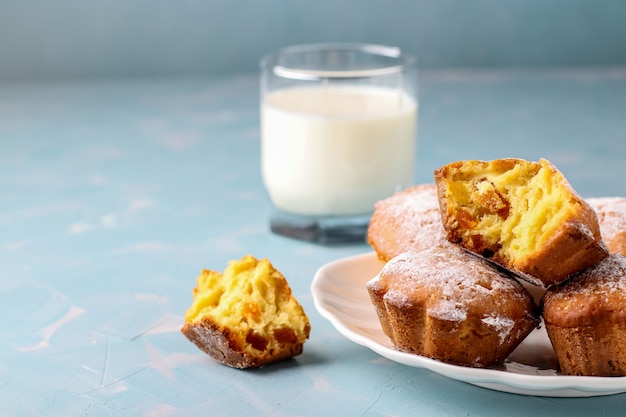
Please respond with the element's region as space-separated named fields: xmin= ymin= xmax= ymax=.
xmin=269 ymin=210 xmax=370 ymax=244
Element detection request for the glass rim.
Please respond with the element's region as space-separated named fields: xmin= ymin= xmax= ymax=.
xmin=260 ymin=43 xmax=416 ymax=81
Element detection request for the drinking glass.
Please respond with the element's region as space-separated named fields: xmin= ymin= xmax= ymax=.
xmin=260 ymin=43 xmax=418 ymax=244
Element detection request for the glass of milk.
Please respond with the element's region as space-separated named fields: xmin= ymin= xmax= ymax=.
xmin=260 ymin=43 xmax=417 ymax=243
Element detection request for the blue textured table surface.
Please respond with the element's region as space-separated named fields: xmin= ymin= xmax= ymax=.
xmin=1 ymin=68 xmax=626 ymax=416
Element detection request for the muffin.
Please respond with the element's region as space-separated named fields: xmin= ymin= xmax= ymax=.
xmin=181 ymin=255 xmax=311 ymax=369
xmin=434 ymin=158 xmax=609 ymax=287
xmin=366 ymin=246 xmax=539 ymax=368
xmin=587 ymin=197 xmax=626 ymax=256
xmin=543 ymin=254 xmax=626 ymax=376
xmin=367 ymin=184 xmax=452 ymax=261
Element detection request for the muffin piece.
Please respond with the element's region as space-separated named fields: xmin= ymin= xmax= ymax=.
xmin=367 ymin=184 xmax=452 ymax=261
xmin=587 ymin=197 xmax=626 ymax=256
xmin=543 ymin=254 xmax=626 ymax=376
xmin=434 ymin=158 xmax=609 ymax=287
xmin=367 ymin=247 xmax=539 ymax=368
xmin=181 ymin=255 xmax=310 ymax=369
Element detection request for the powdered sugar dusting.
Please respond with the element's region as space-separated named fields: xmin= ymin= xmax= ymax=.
xmin=543 ymin=254 xmax=626 ymax=328
xmin=482 ymin=315 xmax=516 ymax=343
xmin=376 ymin=247 xmax=532 ymax=323
xmin=587 ymin=197 xmax=626 ymax=254
xmin=547 ymin=254 xmax=626 ymax=301
xmin=368 ymin=184 xmax=451 ymax=259
xmin=434 ymin=300 xmax=468 ymax=321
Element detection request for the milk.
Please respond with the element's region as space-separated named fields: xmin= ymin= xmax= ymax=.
xmin=261 ymin=85 xmax=416 ymax=216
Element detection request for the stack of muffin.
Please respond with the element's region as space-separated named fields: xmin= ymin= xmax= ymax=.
xmin=367 ymin=158 xmax=626 ymax=376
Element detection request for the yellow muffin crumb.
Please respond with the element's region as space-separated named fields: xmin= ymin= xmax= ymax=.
xmin=435 ymin=158 xmax=608 ymax=286
xmin=182 ymin=255 xmax=310 ymax=368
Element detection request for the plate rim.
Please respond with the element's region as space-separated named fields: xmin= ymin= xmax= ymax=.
xmin=311 ymin=251 xmax=626 ymax=397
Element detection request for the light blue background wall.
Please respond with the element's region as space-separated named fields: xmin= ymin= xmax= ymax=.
xmin=1 ymin=0 xmax=626 ymax=81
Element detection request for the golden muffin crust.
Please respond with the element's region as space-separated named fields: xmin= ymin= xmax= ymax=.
xmin=434 ymin=158 xmax=608 ymax=287
xmin=182 ymin=255 xmax=310 ymax=368
xmin=367 ymin=184 xmax=451 ymax=261
xmin=543 ymin=254 xmax=626 ymax=376
xmin=587 ymin=197 xmax=626 ymax=256
xmin=367 ymin=246 xmax=539 ymax=368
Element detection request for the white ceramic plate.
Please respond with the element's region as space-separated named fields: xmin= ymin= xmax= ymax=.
xmin=311 ymin=252 xmax=626 ymax=397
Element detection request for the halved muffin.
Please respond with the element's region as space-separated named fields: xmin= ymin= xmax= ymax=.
xmin=182 ymin=255 xmax=310 ymax=368
xmin=434 ymin=158 xmax=608 ymax=287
